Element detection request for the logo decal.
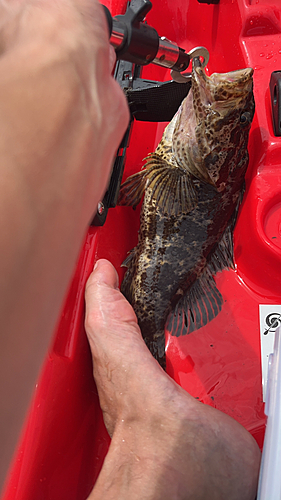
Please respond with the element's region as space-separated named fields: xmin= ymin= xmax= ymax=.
xmin=263 ymin=313 xmax=281 ymax=335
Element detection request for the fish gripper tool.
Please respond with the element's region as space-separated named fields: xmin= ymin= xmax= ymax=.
xmin=103 ymin=0 xmax=191 ymax=73
xmin=92 ymin=0 xmax=209 ymax=226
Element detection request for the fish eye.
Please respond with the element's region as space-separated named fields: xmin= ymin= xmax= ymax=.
xmin=240 ymin=112 xmax=251 ymax=124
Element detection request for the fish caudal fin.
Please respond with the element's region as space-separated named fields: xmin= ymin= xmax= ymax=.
xmin=166 ymin=272 xmax=223 ymax=336
xmin=166 ymin=221 xmax=235 ymax=336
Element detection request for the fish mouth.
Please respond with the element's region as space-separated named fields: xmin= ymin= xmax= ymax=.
xmin=192 ymin=59 xmax=253 ymax=108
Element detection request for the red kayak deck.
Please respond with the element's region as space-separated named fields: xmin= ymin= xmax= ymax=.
xmin=3 ymin=0 xmax=281 ymax=498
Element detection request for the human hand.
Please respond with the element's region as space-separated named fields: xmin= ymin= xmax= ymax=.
xmin=0 ymin=2 xmax=129 ymax=488
xmin=85 ymin=259 xmax=261 ymax=500
xmin=0 ymin=0 xmax=129 ymax=224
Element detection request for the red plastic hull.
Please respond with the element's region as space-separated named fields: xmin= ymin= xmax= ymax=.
xmin=3 ymin=0 xmax=281 ymax=498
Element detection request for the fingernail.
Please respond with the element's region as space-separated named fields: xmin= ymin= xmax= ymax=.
xmin=94 ymin=260 xmax=99 ymax=271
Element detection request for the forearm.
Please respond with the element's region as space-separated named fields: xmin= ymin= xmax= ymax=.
xmin=0 ymin=0 xmax=128 ymax=488
xmin=0 ymin=46 xmax=96 ymax=485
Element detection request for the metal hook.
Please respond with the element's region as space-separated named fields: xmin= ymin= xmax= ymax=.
xmin=188 ymin=46 xmax=209 ymax=67
xmin=170 ymin=46 xmax=209 ymax=83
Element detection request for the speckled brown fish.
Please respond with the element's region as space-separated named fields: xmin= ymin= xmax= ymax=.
xmin=118 ymin=59 xmax=255 ymax=369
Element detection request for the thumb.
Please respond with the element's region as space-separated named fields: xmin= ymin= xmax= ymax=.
xmin=85 ymin=259 xmax=138 ymax=335
xmin=88 ymin=259 xmax=119 ymax=290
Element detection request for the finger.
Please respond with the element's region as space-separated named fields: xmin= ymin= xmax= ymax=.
xmin=85 ymin=259 xmax=139 ymax=333
xmin=87 ymin=259 xmax=119 ymax=291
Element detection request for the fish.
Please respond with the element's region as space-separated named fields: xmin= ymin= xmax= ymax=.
xmin=118 ymin=58 xmax=255 ymax=370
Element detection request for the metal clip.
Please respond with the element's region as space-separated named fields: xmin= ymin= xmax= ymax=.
xmin=171 ymin=46 xmax=209 ymax=83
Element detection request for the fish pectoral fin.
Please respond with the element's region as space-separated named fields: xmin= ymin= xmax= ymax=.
xmin=118 ymin=153 xmax=198 ymax=215
xmin=144 ymin=153 xmax=198 ymax=216
xmin=118 ymin=170 xmax=147 ymax=208
xmin=166 ymin=272 xmax=223 ymax=337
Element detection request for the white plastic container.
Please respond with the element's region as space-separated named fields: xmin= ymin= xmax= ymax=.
xmin=257 ymin=326 xmax=281 ymax=499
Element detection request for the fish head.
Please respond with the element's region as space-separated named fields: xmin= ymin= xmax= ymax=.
xmin=172 ymin=59 xmax=255 ymax=187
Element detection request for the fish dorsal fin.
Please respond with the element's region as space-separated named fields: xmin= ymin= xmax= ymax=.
xmin=121 ymin=249 xmax=135 ymax=268
xmin=118 ymin=152 xmax=198 ymax=216
xmin=207 ymin=224 xmax=235 ymax=275
xmin=120 ymin=248 xmax=136 ymax=303
xmin=166 ymin=271 xmax=223 ymax=337
xmin=206 ymin=189 xmax=245 ymax=275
